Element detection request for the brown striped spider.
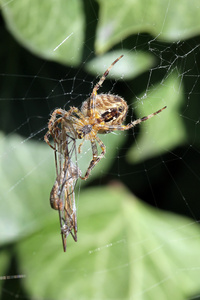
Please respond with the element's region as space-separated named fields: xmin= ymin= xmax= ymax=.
xmin=44 ymin=55 xmax=167 ymax=180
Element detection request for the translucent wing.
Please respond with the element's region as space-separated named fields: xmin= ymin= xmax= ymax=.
xmin=48 ymin=119 xmax=80 ymax=251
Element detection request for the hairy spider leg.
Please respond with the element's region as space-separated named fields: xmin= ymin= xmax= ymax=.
xmin=80 ymin=136 xmax=106 ymax=180
xmin=89 ymin=55 xmax=124 ymax=116
xmin=91 ymin=55 xmax=124 ymax=97
xmin=97 ymin=106 xmax=167 ymax=132
xmin=123 ymin=105 xmax=167 ymax=130
xmin=44 ymin=107 xmax=82 ymax=150
xmin=44 ymin=108 xmax=66 ymax=150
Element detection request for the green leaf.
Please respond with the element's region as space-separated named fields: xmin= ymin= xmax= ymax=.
xmin=16 ymin=185 xmax=200 ymax=299
xmin=96 ymin=0 xmax=200 ymax=53
xmin=0 ymin=133 xmax=54 ymax=244
xmin=0 ymin=0 xmax=85 ymax=66
xmin=85 ymin=50 xmax=155 ymax=80
xmin=127 ymin=73 xmax=187 ymax=163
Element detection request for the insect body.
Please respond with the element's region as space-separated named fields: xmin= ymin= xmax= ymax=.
xmin=46 ymin=120 xmax=80 ymax=251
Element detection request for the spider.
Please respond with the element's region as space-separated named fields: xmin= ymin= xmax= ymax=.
xmin=44 ymin=55 xmax=167 ymax=180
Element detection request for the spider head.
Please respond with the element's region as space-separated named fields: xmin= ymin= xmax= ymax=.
xmin=77 ymin=124 xmax=93 ymax=139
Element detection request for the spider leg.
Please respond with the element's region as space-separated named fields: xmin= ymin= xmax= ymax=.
xmin=91 ymin=55 xmax=124 ymax=98
xmin=48 ymin=108 xmax=66 ymax=126
xmin=99 ymin=106 xmax=167 ymax=132
xmin=67 ymin=106 xmax=85 ymax=119
xmin=44 ymin=107 xmax=82 ymax=148
xmin=88 ymin=55 xmax=124 ymax=117
xmin=124 ymin=106 xmax=167 ymax=130
xmin=80 ymin=137 xmax=106 ymax=180
xmin=44 ymin=131 xmax=55 ymax=149
xmin=78 ymin=141 xmax=84 ymax=153
xmin=44 ymin=108 xmax=65 ymax=149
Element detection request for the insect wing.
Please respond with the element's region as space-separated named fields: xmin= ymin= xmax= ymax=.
xmin=60 ymin=160 xmax=79 ymax=252
xmin=49 ymin=126 xmax=80 ymax=251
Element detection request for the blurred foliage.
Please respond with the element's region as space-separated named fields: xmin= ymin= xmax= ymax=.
xmin=95 ymin=0 xmax=200 ymax=53
xmin=1 ymin=0 xmax=200 ymax=299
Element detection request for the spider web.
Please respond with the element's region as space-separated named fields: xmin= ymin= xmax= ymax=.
xmin=1 ymin=1 xmax=200 ymax=299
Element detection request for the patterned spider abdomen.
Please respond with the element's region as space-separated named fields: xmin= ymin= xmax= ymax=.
xmin=81 ymin=94 xmax=128 ymax=133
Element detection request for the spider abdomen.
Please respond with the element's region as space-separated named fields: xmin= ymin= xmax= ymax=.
xmin=81 ymin=94 xmax=128 ymax=125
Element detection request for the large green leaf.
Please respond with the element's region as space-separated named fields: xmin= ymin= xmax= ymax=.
xmin=0 ymin=133 xmax=54 ymax=244
xmin=16 ymin=185 xmax=200 ymax=299
xmin=96 ymin=0 xmax=200 ymax=53
xmin=2 ymin=0 xmax=200 ymax=64
xmin=0 ymin=0 xmax=85 ymax=65
xmin=127 ymin=73 xmax=187 ymax=163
